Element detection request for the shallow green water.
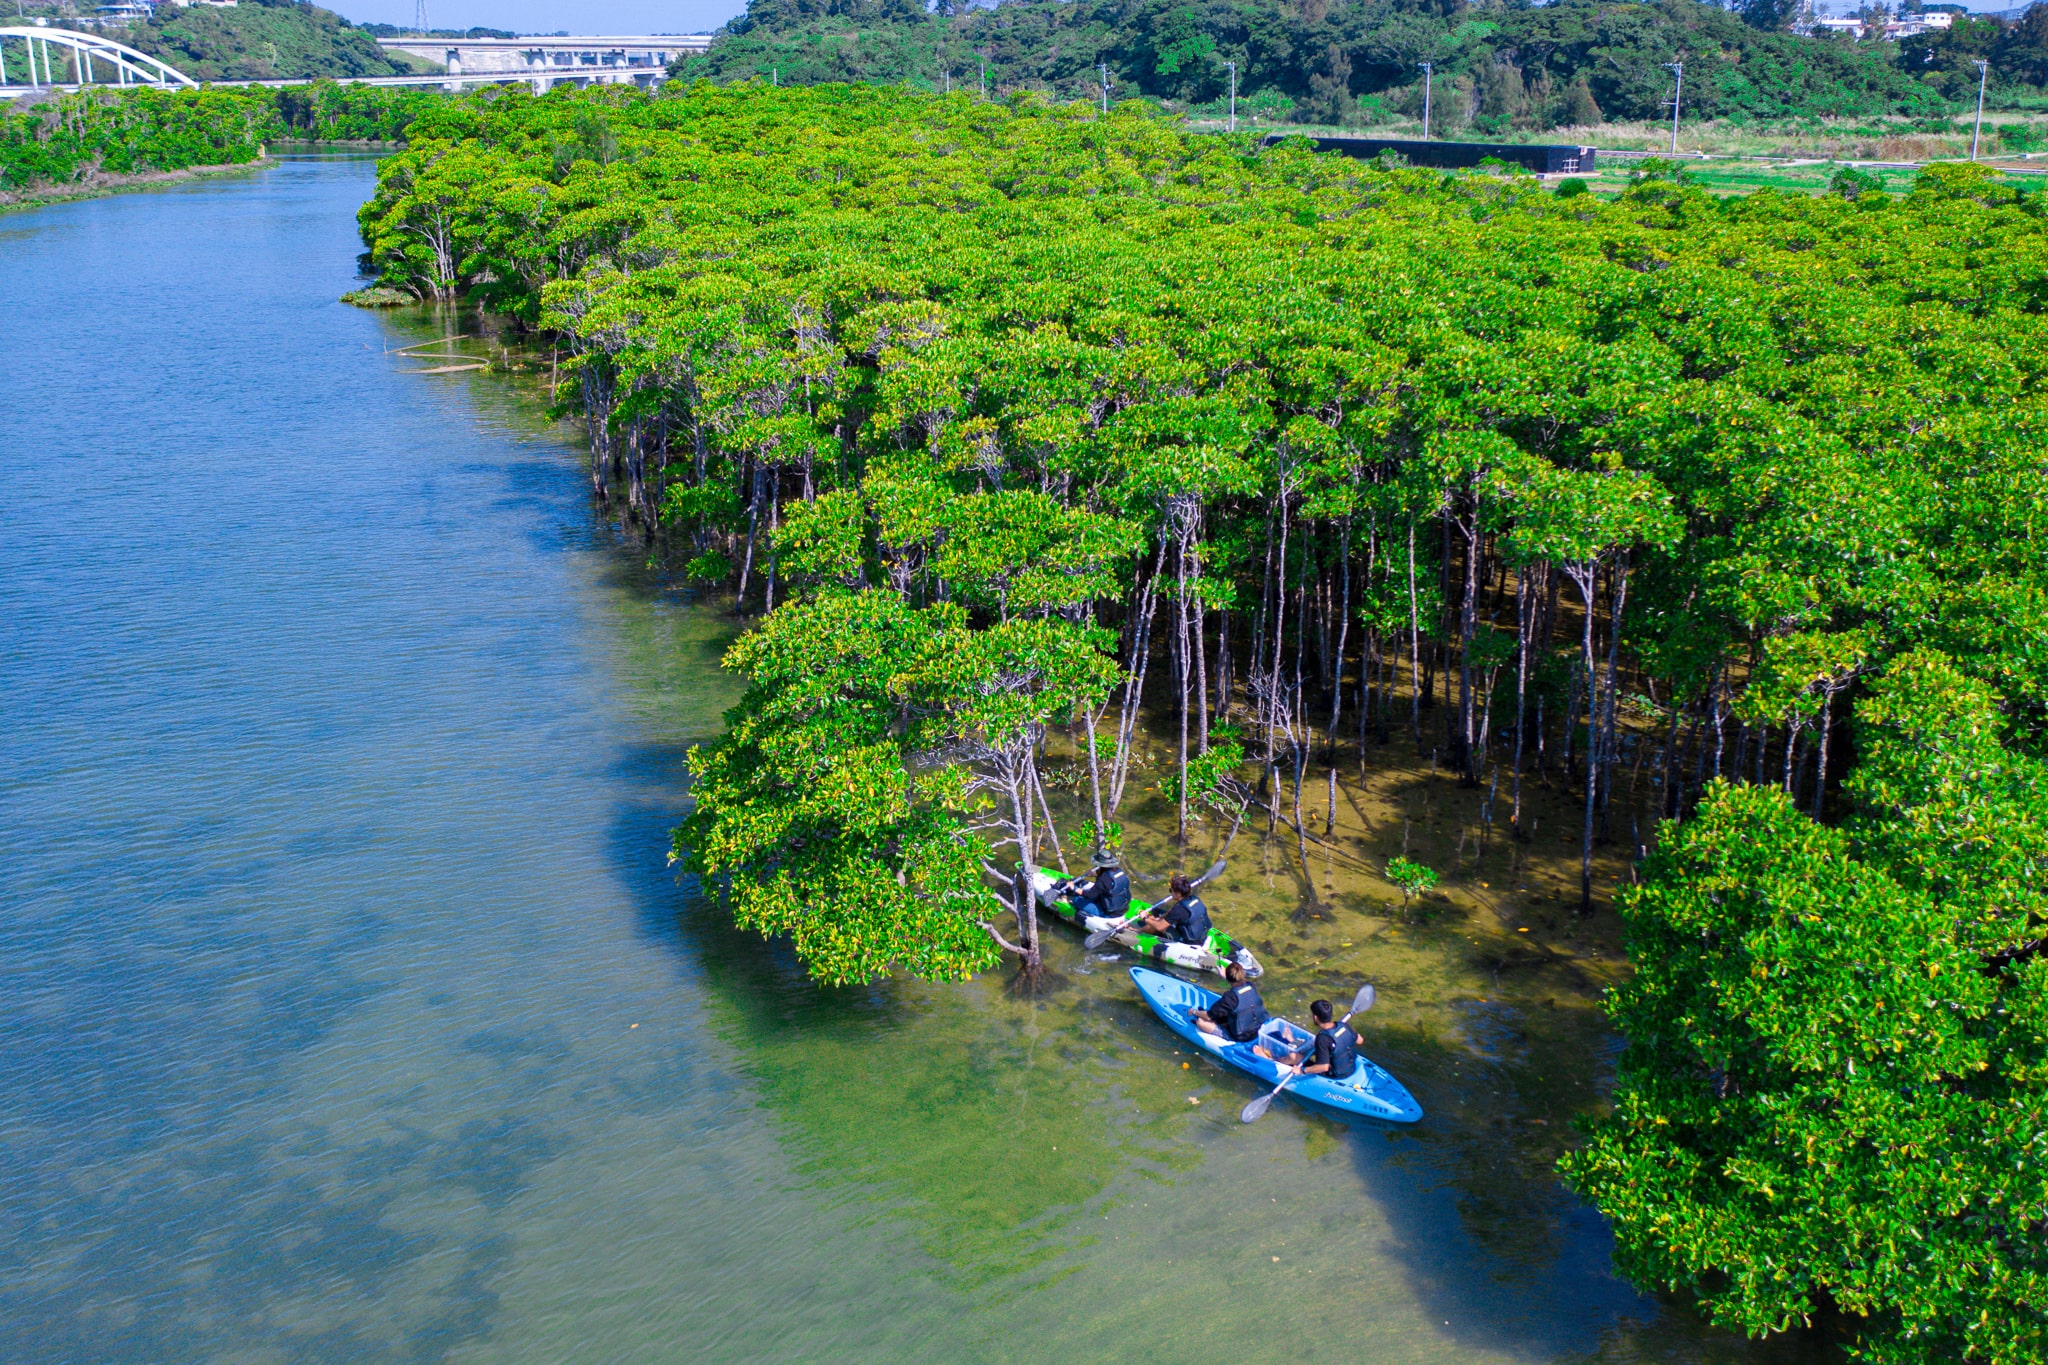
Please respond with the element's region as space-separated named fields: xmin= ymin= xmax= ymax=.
xmin=0 ymin=155 xmax=1823 ymax=1364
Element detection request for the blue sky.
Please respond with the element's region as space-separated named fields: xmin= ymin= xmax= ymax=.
xmin=331 ymin=0 xmax=746 ymax=34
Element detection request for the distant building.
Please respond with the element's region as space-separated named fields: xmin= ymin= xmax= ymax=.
xmin=1803 ymin=7 xmax=1955 ymax=38
xmin=1891 ymin=10 xmax=1955 ymax=35
xmin=77 ymin=1 xmax=156 ymax=28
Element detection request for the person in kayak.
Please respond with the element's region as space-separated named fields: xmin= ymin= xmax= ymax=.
xmin=1064 ymin=850 xmax=1131 ymax=923
xmin=1267 ymin=999 xmax=1359 ymax=1081
xmin=1138 ymin=874 xmax=1211 ymax=946
xmin=1193 ymin=961 xmax=1267 ymax=1042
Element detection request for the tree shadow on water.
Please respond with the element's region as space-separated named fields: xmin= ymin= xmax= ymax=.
xmin=1320 ymin=1011 xmax=1833 ymax=1365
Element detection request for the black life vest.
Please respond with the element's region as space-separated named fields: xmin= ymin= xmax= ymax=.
xmin=1324 ymin=1023 xmax=1359 ymax=1080
xmin=1224 ymin=983 xmax=1267 ymax=1042
xmin=1072 ymin=868 xmax=1131 ymax=917
xmin=1179 ymin=895 xmax=1211 ymax=945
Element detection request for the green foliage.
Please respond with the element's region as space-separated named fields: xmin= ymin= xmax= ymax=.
xmin=677 ymin=589 xmax=1120 ymax=984
xmin=1899 ymin=7 xmax=2048 ymax=103
xmin=1562 ymin=778 xmax=2048 ymax=1361
xmin=363 ymin=86 xmax=2048 ymax=1349
xmin=1 ymin=86 xmax=268 ymax=193
xmin=1830 ymin=165 xmax=1885 ymax=200
xmin=1843 ymin=652 xmax=2048 ymax=945
xmin=268 ymin=81 xmax=451 ymax=141
xmin=675 ymin=591 xmax=1000 ymax=985
xmin=772 ymin=489 xmax=868 ymax=587
xmin=1386 ymin=856 xmax=1438 ymax=900
xmin=683 ymin=0 xmax=1954 ymax=126
xmin=123 ymin=2 xmax=429 ymax=83
xmin=1158 ymin=724 xmax=1248 ymax=814
xmin=0 ymin=82 xmax=441 ymax=195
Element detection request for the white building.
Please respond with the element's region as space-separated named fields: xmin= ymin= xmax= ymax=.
xmin=1803 ymin=7 xmax=1955 ymax=38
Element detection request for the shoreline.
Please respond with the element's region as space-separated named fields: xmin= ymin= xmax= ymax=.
xmin=0 ymin=158 xmax=267 ymax=215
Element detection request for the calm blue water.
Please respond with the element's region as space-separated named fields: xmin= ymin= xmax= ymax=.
xmin=0 ymin=157 xmax=1817 ymax=1365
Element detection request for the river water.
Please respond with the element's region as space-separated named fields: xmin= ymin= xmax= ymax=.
xmin=0 ymin=157 xmax=1820 ymax=1364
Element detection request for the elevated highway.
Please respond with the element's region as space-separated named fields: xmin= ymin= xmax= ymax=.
xmin=375 ymin=35 xmax=712 ymax=91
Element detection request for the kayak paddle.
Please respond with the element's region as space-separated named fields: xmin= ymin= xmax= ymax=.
xmin=1081 ymin=859 xmax=1226 ymax=950
xmin=1239 ymin=983 xmax=1377 ymax=1124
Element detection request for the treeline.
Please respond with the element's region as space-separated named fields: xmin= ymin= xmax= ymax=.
xmin=121 ymin=0 xmax=432 ymax=84
xmin=1 ymin=83 xmax=444 ymax=195
xmin=1903 ymin=4 xmax=2048 ymax=100
xmin=679 ymin=0 xmax=1990 ymax=127
xmin=355 ymin=84 xmax=2048 ymax=1361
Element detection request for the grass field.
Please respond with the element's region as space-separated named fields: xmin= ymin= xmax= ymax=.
xmin=1566 ymin=152 xmax=2041 ymax=196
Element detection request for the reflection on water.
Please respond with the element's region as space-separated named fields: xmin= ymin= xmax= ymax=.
xmin=0 ymin=157 xmax=1823 ymax=1363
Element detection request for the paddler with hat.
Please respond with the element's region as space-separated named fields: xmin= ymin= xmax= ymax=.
xmin=1064 ymin=847 xmax=1132 ymax=924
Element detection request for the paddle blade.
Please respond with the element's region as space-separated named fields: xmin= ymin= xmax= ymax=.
xmin=1083 ymin=924 xmax=1122 ymax=950
xmin=1239 ymin=1093 xmax=1275 ymax=1124
xmin=1350 ymin=983 xmax=1377 ymax=1017
xmin=1192 ymin=858 xmax=1227 ymax=889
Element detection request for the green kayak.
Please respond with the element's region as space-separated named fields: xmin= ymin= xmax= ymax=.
xmin=1027 ymin=866 xmax=1262 ymax=980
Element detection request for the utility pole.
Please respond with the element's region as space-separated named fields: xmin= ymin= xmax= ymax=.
xmin=979 ymin=52 xmax=986 ymax=98
xmin=1418 ymin=61 xmax=1432 ymax=140
xmin=943 ymin=68 xmax=950 ymax=94
xmin=1099 ymin=61 xmax=1111 ymax=115
xmin=1972 ymin=58 xmax=1988 ymax=160
xmin=1665 ymin=59 xmax=1684 ymax=154
xmin=1226 ymin=60 xmax=1237 ymax=133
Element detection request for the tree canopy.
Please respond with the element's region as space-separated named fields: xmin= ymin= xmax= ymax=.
xmin=354 ymin=82 xmax=2048 ymax=1358
xmin=681 ymin=0 xmax=1981 ymax=127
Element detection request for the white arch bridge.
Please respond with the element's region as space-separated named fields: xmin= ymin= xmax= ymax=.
xmin=1 ymin=27 xmax=197 ymax=92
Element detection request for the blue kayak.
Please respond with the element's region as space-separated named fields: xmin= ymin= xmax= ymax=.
xmin=1129 ymin=966 xmax=1424 ymax=1125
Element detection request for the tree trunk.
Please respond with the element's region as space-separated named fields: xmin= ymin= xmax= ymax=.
xmin=1175 ymin=506 xmax=1192 ymax=849
xmin=1009 ymin=750 xmax=1042 ymax=970
xmin=1407 ymin=522 xmax=1422 ymax=743
xmin=1328 ymin=519 xmax=1352 ymax=762
xmin=1457 ymin=506 xmax=1480 ymax=784
xmin=1033 ymin=760 xmax=1070 ymax=875
xmin=1813 ymin=689 xmax=1836 ymax=819
xmin=1109 ymin=533 xmax=1170 ymax=814
xmin=1567 ymin=562 xmax=1600 ymax=912
xmin=1083 ymin=700 xmax=1108 ymax=847
xmin=1510 ymin=565 xmax=1532 ymax=837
